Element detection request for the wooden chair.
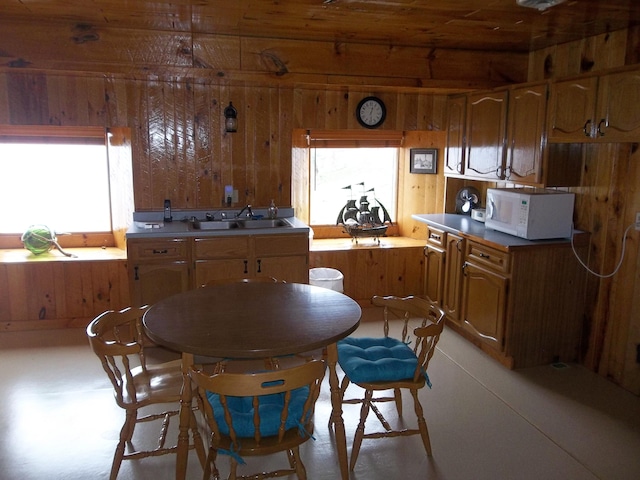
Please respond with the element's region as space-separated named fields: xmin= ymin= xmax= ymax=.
xmin=86 ymin=306 xmax=205 ymax=479
xmin=189 ymin=359 xmax=326 ymax=480
xmin=335 ymin=295 xmax=445 ymax=471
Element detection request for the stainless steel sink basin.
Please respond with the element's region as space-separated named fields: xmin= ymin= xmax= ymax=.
xmin=237 ymin=218 xmax=292 ymax=229
xmin=191 ymin=218 xmax=292 ymax=230
xmin=191 ymin=220 xmax=240 ymax=230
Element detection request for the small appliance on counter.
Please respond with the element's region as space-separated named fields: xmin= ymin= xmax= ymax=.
xmin=485 ymin=188 xmax=575 ymax=240
xmin=455 ymin=186 xmax=481 ymax=215
xmin=470 ymin=208 xmax=486 ymax=222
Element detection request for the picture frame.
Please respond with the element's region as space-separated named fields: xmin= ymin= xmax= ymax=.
xmin=410 ymin=148 xmax=438 ymax=174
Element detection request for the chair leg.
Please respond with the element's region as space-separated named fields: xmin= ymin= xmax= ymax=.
xmin=110 ymin=410 xmax=136 ymax=480
xmin=350 ymin=389 xmax=373 ymax=471
xmin=189 ymin=409 xmax=208 ymax=468
xmin=289 ymin=447 xmax=307 ymax=480
xmin=393 ymin=388 xmax=403 ymax=417
xmin=328 ymin=374 xmax=351 ymax=430
xmin=411 ymin=388 xmax=432 ymax=456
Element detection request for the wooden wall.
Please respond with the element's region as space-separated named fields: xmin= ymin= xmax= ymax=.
xmin=528 ymin=29 xmax=640 ymax=395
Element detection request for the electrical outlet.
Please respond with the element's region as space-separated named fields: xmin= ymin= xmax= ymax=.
xmin=636 ymin=212 xmax=640 ymax=231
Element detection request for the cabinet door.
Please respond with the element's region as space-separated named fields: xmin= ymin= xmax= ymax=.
xmin=445 ymin=95 xmax=466 ymax=175
xmin=506 ymin=83 xmax=546 ymax=185
xmin=130 ymin=262 xmax=190 ymax=307
xmin=465 ymin=90 xmax=508 ymax=180
xmin=596 ymin=69 xmax=640 ymax=140
xmin=442 ymin=233 xmax=464 ymax=325
xmin=253 ymin=234 xmax=309 ymax=283
xmin=461 ymin=262 xmax=507 ymax=352
xmin=547 ymin=76 xmax=598 ymax=141
xmin=424 ymin=244 xmax=445 ymax=304
xmin=258 ymin=256 xmax=309 ymax=283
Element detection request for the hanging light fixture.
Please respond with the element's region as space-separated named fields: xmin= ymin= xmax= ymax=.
xmin=516 ymin=0 xmax=566 ymax=11
xmin=224 ymin=102 xmax=238 ymax=133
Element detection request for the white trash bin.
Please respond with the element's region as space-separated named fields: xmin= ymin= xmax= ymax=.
xmin=309 ymin=267 xmax=344 ymax=293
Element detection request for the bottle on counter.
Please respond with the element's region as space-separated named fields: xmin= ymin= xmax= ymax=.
xmin=267 ymin=199 xmax=278 ymax=219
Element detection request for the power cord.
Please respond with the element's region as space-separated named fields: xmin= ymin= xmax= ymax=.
xmin=571 ymin=223 xmax=635 ymax=278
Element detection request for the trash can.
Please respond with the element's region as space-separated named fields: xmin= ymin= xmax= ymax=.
xmin=309 ymin=267 xmax=344 ymax=293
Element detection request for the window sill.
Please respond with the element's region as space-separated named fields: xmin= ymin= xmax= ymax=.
xmin=310 ymin=236 xmax=425 ymax=252
xmin=0 ymin=247 xmax=126 ymax=263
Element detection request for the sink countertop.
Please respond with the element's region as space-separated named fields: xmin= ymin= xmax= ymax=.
xmin=126 ymin=207 xmax=310 ymax=239
xmin=411 ymin=213 xmax=582 ymax=250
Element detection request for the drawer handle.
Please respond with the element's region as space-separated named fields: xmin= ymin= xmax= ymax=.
xmin=429 ymin=233 xmax=441 ymax=241
xmin=479 ymin=253 xmax=490 ymax=259
xmin=456 ymin=239 xmax=463 ymax=252
xmin=583 ymin=119 xmax=592 ymax=137
xmin=134 ymin=266 xmax=139 ymax=280
xmin=152 ymin=249 xmax=168 ymax=255
xmin=257 ymin=259 xmax=262 ymax=273
xmin=243 ymin=260 xmax=248 ymax=274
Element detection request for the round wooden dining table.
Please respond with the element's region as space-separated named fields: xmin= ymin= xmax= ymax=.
xmin=143 ymin=281 xmax=362 ymax=480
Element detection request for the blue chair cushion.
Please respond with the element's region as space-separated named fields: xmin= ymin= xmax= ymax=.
xmin=206 ymin=386 xmax=310 ymax=438
xmin=338 ymin=337 xmax=418 ymax=383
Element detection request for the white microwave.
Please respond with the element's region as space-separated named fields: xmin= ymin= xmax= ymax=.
xmin=485 ymin=188 xmax=575 ymax=240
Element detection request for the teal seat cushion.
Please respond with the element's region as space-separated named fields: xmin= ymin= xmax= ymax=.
xmin=206 ymin=386 xmax=310 ymax=438
xmin=338 ymin=337 xmax=418 ymax=383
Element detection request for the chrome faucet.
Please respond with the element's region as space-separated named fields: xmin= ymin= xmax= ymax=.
xmin=237 ymin=204 xmax=253 ymax=218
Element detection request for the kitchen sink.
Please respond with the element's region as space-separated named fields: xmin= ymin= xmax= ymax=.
xmin=236 ymin=218 xmax=292 ymax=229
xmin=191 ymin=218 xmax=292 ymax=230
xmin=191 ymin=220 xmax=241 ymax=230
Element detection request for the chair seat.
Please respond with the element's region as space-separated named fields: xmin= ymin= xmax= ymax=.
xmin=337 ymin=337 xmax=418 ymax=384
xmin=206 ymin=386 xmax=310 ymax=438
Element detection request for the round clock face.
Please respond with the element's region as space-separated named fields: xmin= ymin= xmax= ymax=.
xmin=356 ymin=96 xmax=386 ymax=129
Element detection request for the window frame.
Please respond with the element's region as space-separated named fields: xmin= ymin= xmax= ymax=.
xmin=0 ymin=125 xmax=132 ymax=250
xmin=296 ymin=129 xmax=403 ymax=239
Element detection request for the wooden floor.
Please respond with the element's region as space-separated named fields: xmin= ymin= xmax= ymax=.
xmin=1 ymin=310 xmax=640 ymax=479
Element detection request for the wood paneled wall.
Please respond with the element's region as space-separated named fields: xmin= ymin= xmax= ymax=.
xmin=528 ymin=29 xmax=640 ymax=395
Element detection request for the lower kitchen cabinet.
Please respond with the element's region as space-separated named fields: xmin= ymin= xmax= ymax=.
xmin=461 ymin=242 xmax=509 ymax=353
xmin=128 ymin=233 xmax=309 ymax=306
xmin=127 ymin=238 xmax=190 ymax=307
xmin=422 ymin=227 xmax=587 ymax=368
xmin=194 ymin=234 xmax=309 ymax=286
xmin=441 ymin=232 xmax=465 ymax=325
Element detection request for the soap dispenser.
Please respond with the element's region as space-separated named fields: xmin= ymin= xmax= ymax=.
xmin=267 ymin=199 xmax=278 ymax=219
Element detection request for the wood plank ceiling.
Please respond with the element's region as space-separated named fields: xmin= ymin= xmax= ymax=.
xmin=1 ymin=0 xmax=640 ymax=91
xmin=1 ymin=0 xmax=639 ymax=52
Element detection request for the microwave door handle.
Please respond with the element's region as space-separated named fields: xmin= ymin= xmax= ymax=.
xmin=487 ymin=199 xmax=496 ymax=219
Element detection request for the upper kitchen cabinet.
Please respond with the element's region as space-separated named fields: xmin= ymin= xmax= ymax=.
xmin=464 ymin=90 xmax=508 ymax=181
xmin=548 ymin=67 xmax=640 ymax=142
xmin=505 ymin=83 xmax=547 ymax=185
xmin=445 ymin=95 xmax=466 ymax=175
xmin=596 ymin=69 xmax=640 ymax=140
xmin=547 ymin=76 xmax=598 ymax=141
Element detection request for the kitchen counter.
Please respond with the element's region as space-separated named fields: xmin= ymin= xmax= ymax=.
xmin=411 ymin=213 xmax=585 ymax=250
xmin=126 ymin=207 xmax=310 ymax=239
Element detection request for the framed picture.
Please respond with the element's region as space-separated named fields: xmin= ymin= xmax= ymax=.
xmin=410 ymin=148 xmax=438 ymax=174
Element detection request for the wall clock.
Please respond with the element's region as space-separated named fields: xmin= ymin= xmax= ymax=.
xmin=356 ymin=96 xmax=386 ymax=129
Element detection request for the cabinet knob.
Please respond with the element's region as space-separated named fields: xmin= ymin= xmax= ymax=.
xmin=134 ymin=266 xmax=139 ymax=280
xmin=257 ymin=259 xmax=262 ymax=273
xmin=243 ymin=260 xmax=248 ymax=274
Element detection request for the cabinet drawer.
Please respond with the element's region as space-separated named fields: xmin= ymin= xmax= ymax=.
xmin=466 ymin=242 xmax=510 ymax=273
xmin=426 ymin=227 xmax=446 ymax=247
xmin=194 ymin=237 xmax=250 ymax=259
xmin=128 ymin=238 xmax=188 ymax=261
xmin=254 ymin=234 xmax=309 ymax=257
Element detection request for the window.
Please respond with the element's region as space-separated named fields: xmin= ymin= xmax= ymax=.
xmin=310 ymin=147 xmax=398 ymax=225
xmin=303 ymin=129 xmax=403 ymax=230
xmin=0 ymin=126 xmax=133 ymax=250
xmin=0 ymin=141 xmax=110 ymax=234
